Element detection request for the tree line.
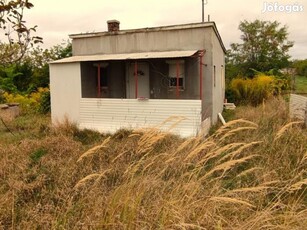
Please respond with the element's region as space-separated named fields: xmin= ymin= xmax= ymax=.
xmin=226 ymin=19 xmax=307 ymax=105
xmin=0 ymin=1 xmax=72 ymax=113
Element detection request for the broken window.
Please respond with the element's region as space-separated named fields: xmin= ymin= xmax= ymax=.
xmin=167 ymin=60 xmax=185 ymax=89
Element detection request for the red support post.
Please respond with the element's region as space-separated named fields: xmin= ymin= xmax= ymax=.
xmin=134 ymin=61 xmax=138 ymax=98
xmin=176 ymin=60 xmax=180 ymax=99
xmin=97 ymin=63 xmax=101 ymax=98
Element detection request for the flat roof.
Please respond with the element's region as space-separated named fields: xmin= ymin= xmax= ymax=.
xmin=50 ymin=50 xmax=199 ymax=64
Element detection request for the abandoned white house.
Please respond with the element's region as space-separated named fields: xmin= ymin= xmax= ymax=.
xmin=49 ymin=20 xmax=226 ymax=137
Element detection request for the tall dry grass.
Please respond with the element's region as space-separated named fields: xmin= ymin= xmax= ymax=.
xmin=0 ymin=97 xmax=306 ymax=229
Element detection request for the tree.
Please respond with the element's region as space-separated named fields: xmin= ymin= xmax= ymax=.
xmin=227 ymin=20 xmax=293 ymax=78
xmin=0 ymin=41 xmax=72 ymax=94
xmin=292 ymin=59 xmax=307 ymax=77
xmin=0 ymin=0 xmax=42 ymax=66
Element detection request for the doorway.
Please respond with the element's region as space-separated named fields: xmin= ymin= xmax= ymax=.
xmin=127 ymin=62 xmax=150 ymax=98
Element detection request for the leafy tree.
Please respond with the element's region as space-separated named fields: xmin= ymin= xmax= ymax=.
xmin=0 ymin=41 xmax=72 ymax=94
xmin=0 ymin=0 xmax=42 ymax=66
xmin=227 ymin=20 xmax=293 ymax=78
xmin=27 ymin=41 xmax=72 ymax=91
xmin=0 ymin=65 xmax=21 ymax=93
xmin=292 ymin=59 xmax=307 ymax=77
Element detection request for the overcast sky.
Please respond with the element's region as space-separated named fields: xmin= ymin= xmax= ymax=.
xmin=26 ymin=0 xmax=307 ymax=59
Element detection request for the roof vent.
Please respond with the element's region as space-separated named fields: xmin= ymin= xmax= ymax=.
xmin=107 ymin=20 xmax=120 ymax=32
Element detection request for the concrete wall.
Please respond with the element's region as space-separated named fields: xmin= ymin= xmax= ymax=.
xmin=211 ymin=30 xmax=225 ymax=123
xmin=49 ymin=62 xmax=81 ymax=123
xmin=72 ymin=27 xmax=212 ymax=55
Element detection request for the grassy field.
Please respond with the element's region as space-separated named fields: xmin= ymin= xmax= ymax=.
xmin=0 ymin=97 xmax=306 ymax=229
xmin=294 ymin=75 xmax=307 ymax=94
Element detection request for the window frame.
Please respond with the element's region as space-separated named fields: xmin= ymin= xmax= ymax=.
xmin=166 ymin=59 xmax=185 ymax=90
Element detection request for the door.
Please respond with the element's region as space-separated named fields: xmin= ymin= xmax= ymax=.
xmin=127 ymin=62 xmax=150 ymax=99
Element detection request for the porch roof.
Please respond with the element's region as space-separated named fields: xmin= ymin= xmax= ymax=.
xmin=51 ymin=50 xmax=198 ymax=64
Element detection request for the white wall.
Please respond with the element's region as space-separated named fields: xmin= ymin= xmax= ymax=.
xmin=49 ymin=63 xmax=81 ymax=124
xmin=79 ymin=99 xmax=202 ymax=137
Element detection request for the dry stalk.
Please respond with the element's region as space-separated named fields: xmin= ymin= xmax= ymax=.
xmin=274 ymin=121 xmax=304 ymax=141
xmin=209 ymin=196 xmax=255 ymax=208
xmin=200 ymin=155 xmax=258 ymax=181
xmin=287 ymin=178 xmax=307 ymax=192
xmin=77 ymin=137 xmax=111 ymax=162
xmin=217 ymin=141 xmax=263 ymax=164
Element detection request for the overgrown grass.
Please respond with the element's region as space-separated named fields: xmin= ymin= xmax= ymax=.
xmin=0 ymin=113 xmax=50 ymax=145
xmin=0 ymin=97 xmax=306 ymax=229
xmin=294 ymin=75 xmax=307 ymax=94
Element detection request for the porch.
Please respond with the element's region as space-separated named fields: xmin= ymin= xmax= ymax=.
xmin=77 ymin=50 xmax=204 ymax=100
xmin=50 ymin=50 xmax=208 ymax=137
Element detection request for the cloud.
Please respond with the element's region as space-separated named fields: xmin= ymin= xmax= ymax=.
xmin=25 ymin=0 xmax=306 ymax=59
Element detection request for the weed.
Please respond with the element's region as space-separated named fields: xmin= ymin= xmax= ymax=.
xmin=29 ymin=148 xmax=48 ymax=164
xmin=0 ymin=97 xmax=306 ymax=229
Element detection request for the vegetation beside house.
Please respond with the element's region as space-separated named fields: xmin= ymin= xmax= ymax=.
xmin=0 ymin=97 xmax=306 ymax=229
xmin=0 ymin=6 xmax=306 ymax=227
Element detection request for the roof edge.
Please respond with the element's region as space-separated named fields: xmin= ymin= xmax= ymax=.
xmin=50 ymin=50 xmax=199 ymax=64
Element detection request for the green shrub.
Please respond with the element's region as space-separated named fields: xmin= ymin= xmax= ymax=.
xmin=0 ymin=89 xmax=5 ymax=103
xmin=3 ymin=87 xmax=50 ymax=114
xmin=229 ymin=75 xmax=287 ymax=106
xmin=38 ymin=90 xmax=50 ymax=114
xmin=30 ymin=148 xmax=48 ymax=164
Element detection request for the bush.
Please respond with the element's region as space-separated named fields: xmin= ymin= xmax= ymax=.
xmin=3 ymin=87 xmax=50 ymax=114
xmin=229 ymin=74 xmax=288 ymax=106
xmin=0 ymin=89 xmax=5 ymax=103
xmin=38 ymin=90 xmax=50 ymax=114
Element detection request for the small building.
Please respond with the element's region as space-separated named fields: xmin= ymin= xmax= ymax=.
xmin=49 ymin=20 xmax=226 ymax=137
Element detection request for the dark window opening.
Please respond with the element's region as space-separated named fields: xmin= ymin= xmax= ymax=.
xmin=96 ymin=66 xmax=108 ymax=88
xmin=169 ymin=78 xmax=184 ymax=87
xmin=214 ymin=65 xmax=216 ymax=87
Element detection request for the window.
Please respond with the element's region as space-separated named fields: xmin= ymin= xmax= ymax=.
xmin=221 ymin=65 xmax=224 ymax=90
xmin=213 ymin=65 xmax=216 ymax=87
xmin=166 ymin=60 xmax=185 ymax=89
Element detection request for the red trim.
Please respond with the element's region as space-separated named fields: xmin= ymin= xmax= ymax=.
xmin=97 ymin=63 xmax=101 ymax=98
xmin=176 ymin=60 xmax=180 ymax=99
xmin=134 ymin=61 xmax=138 ymax=98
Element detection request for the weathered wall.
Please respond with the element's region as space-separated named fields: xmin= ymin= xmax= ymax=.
xmin=69 ymin=23 xmax=225 ymax=125
xmin=72 ymin=27 xmax=212 ymax=56
xmin=211 ymin=30 xmax=225 ymax=123
xmin=71 ymin=25 xmax=225 ymax=123
xmin=49 ymin=63 xmax=81 ymax=123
